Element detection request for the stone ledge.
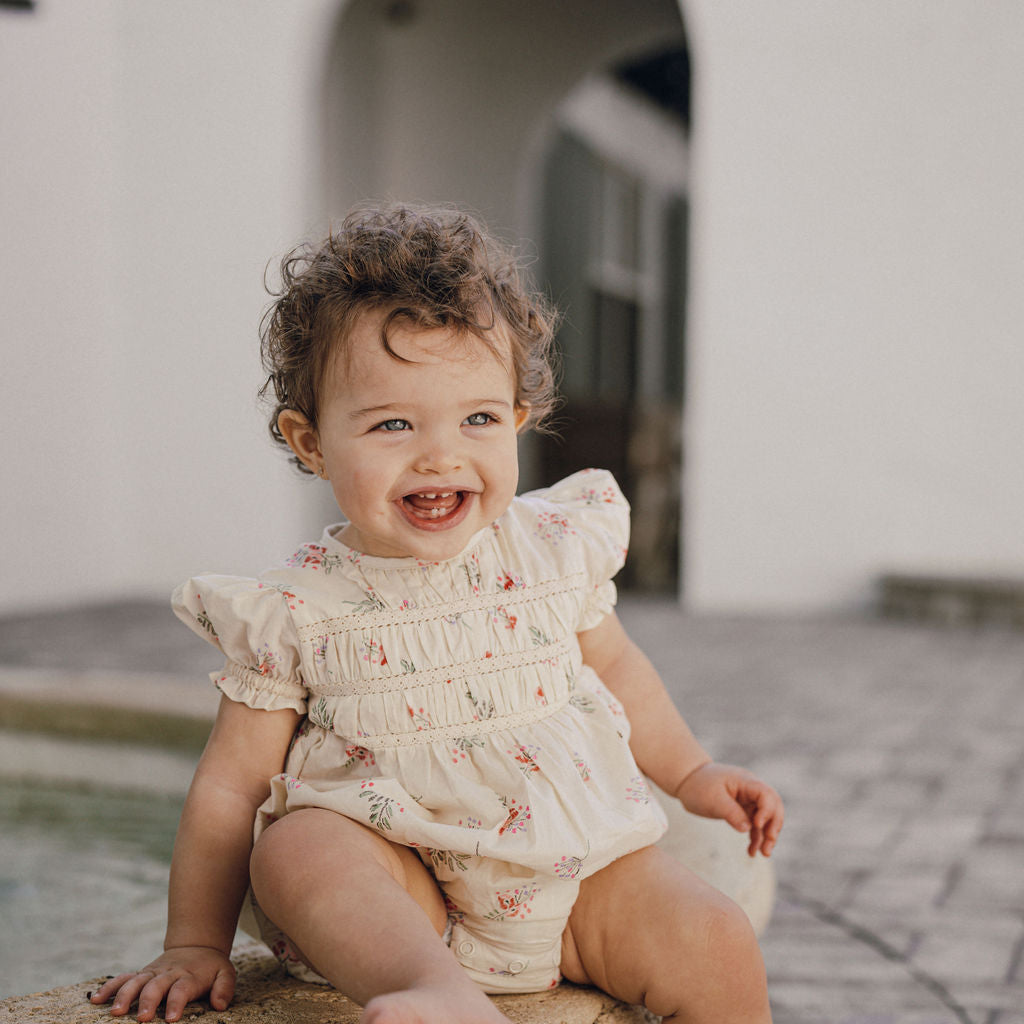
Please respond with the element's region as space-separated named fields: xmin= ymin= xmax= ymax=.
xmin=1 ymin=944 xmax=652 ymax=1024
xmin=879 ymin=573 xmax=1024 ymax=628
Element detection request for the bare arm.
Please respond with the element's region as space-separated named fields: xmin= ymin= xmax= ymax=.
xmin=92 ymin=695 xmax=300 ymax=1022
xmin=165 ymin=695 xmax=300 ymax=951
xmin=578 ymin=611 xmax=711 ymax=794
xmin=579 ymin=611 xmax=783 ymax=856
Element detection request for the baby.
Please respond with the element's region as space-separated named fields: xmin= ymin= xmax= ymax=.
xmin=91 ymin=203 xmax=783 ymax=1024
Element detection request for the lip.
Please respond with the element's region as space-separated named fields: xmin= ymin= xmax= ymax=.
xmin=394 ymin=488 xmax=477 ymax=533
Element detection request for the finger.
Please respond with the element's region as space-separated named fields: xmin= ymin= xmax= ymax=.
xmin=762 ymin=822 xmax=782 ymax=857
xmin=752 ymin=790 xmax=781 ymax=828
xmin=209 ymin=966 xmax=236 ymax=1011
xmin=746 ymin=823 xmax=764 ymax=858
xmin=90 ymin=974 xmax=135 ymax=1004
xmin=759 ymin=808 xmax=786 ymax=855
xmin=162 ymin=976 xmax=204 ymax=1024
xmin=135 ymin=975 xmax=177 ymax=1023
xmin=108 ymin=973 xmax=154 ymax=1017
xmin=722 ymin=802 xmax=752 ymax=833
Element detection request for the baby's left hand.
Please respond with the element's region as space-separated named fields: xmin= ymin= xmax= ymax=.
xmin=674 ymin=762 xmax=784 ymax=857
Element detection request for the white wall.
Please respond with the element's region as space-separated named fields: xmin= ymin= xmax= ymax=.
xmin=1 ymin=2 xmax=338 ymax=613
xmin=5 ymin=0 xmax=1021 ymax=617
xmin=683 ymin=0 xmax=1024 ymax=611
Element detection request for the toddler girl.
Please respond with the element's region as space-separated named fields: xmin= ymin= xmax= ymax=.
xmin=91 ymin=204 xmax=783 ymax=1024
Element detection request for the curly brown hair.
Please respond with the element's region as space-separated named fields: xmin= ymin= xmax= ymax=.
xmin=259 ymin=203 xmax=560 ymax=473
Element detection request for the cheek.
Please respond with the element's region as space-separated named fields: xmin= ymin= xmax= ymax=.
xmin=332 ymin=460 xmax=391 ymax=509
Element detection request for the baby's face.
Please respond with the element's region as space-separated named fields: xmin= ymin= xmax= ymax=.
xmin=316 ymin=313 xmax=527 ymax=561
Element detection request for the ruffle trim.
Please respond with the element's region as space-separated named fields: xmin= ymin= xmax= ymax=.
xmin=213 ymin=659 xmax=308 ymax=713
xmin=578 ymin=579 xmax=618 ymax=632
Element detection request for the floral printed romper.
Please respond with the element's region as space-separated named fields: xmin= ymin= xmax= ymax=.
xmin=173 ymin=469 xmax=667 ymax=994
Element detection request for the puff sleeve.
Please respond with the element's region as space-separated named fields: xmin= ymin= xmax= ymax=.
xmin=172 ymin=575 xmax=308 ymax=713
xmin=533 ymin=468 xmax=630 ymax=630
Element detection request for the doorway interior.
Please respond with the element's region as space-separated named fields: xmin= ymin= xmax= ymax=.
xmin=534 ymin=47 xmax=690 ymax=593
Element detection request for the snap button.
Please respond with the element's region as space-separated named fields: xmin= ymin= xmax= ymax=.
xmin=507 ymin=959 xmax=527 ymax=975
xmin=456 ymin=940 xmax=475 ymax=956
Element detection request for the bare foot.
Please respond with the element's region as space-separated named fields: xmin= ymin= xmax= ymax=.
xmin=360 ymin=984 xmax=512 ymax=1024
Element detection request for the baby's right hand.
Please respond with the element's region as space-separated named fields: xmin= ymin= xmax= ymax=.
xmin=89 ymin=946 xmax=235 ymax=1023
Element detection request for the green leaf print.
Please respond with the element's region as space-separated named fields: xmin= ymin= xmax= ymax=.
xmin=195 ymin=610 xmax=217 ymax=637
xmin=429 ymin=848 xmax=471 ymax=873
xmin=310 ymin=697 xmax=332 ymax=731
xmin=465 ymin=687 xmax=496 ymax=720
xmin=359 ymin=786 xmax=398 ymax=831
xmin=319 ymin=553 xmax=350 ymax=575
xmin=529 ymin=625 xmax=553 ymax=647
xmin=343 ymin=589 xmax=387 ymax=614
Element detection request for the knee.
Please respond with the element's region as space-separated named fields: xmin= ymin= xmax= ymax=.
xmin=698 ymin=896 xmax=764 ymax=970
xmin=692 ymin=897 xmax=768 ymax=1004
xmin=649 ymin=896 xmax=768 ymax=1019
xmin=249 ymin=816 xmax=299 ymax=901
xmin=250 ymin=809 xmax=416 ymax=900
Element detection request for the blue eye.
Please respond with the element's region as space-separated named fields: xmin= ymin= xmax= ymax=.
xmin=376 ymin=418 xmax=410 ymax=432
xmin=464 ymin=412 xmax=494 ymax=427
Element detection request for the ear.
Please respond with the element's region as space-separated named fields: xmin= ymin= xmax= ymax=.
xmin=277 ymin=409 xmax=323 ymax=474
xmin=514 ymin=404 xmax=531 ymax=433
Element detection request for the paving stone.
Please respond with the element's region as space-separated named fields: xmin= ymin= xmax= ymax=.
xmin=889 ymin=815 xmax=988 ymax=866
xmin=847 ymin=864 xmax=957 ymax=916
xmin=912 ymin=915 xmax=1024 ymax=984
xmin=942 ymin=841 xmax=1024 ymax=909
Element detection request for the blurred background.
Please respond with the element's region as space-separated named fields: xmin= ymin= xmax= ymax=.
xmin=3 ymin=1 xmax=1024 ymax=1018
xmin=4 ymin=0 xmax=1023 ymax=616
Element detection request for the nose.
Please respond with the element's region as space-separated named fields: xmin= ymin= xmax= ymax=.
xmin=412 ymin=429 xmax=463 ymax=475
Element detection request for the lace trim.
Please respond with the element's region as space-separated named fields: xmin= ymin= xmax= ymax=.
xmin=294 ymin=574 xmax=587 ymax=642
xmin=310 ymin=639 xmax=573 ymax=696
xmin=350 ymin=691 xmax=573 ymax=749
xmin=219 ymin=660 xmax=307 ymax=699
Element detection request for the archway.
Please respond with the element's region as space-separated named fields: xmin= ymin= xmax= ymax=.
xmin=322 ymin=0 xmax=689 ymax=592
xmin=532 ymin=48 xmax=689 ymax=592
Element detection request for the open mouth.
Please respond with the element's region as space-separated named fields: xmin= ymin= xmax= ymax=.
xmin=399 ymin=490 xmax=471 ymax=528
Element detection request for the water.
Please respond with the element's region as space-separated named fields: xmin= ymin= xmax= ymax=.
xmin=0 ymin=733 xmax=192 ymax=999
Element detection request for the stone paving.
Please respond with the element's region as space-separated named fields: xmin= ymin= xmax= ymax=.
xmin=2 ymin=598 xmax=1023 ymax=1023
xmin=617 ymin=604 xmax=1024 ymax=1024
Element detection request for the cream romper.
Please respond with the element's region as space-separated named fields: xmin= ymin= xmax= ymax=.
xmin=173 ymin=469 xmax=667 ymax=994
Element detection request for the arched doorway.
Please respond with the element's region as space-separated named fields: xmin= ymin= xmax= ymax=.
xmin=321 ymin=0 xmax=689 ymax=593
xmin=533 ymin=48 xmax=690 ymax=593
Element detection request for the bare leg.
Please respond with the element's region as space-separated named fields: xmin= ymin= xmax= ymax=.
xmin=560 ymin=845 xmax=772 ymax=1023
xmin=249 ymin=808 xmax=510 ymax=1024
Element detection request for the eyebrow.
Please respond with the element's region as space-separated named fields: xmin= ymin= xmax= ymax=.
xmin=349 ymin=397 xmax=513 ymax=419
xmin=348 ymin=404 xmax=403 ymax=421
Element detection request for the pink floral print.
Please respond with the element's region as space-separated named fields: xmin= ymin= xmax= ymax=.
xmin=498 ymin=798 xmax=531 ymax=836
xmin=625 ymin=775 xmax=651 ymax=804
xmin=553 ymin=841 xmax=590 ymax=880
xmin=485 ymin=883 xmax=541 ymax=921
xmin=361 ymin=639 xmax=387 ymax=666
xmin=534 ymin=510 xmax=575 ymax=544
